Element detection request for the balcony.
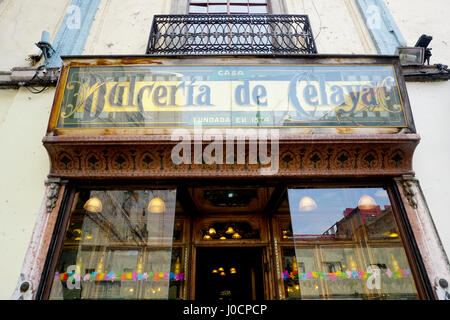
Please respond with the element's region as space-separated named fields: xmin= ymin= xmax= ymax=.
xmin=146 ymin=14 xmax=318 ymax=55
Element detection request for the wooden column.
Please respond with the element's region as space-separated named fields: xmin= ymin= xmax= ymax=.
xmin=395 ymin=175 xmax=450 ymax=299
xmin=11 ymin=179 xmax=66 ymax=300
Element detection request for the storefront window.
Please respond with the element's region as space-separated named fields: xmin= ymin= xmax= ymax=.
xmin=48 ymin=189 xmax=183 ymax=300
xmin=283 ymin=188 xmax=419 ymax=300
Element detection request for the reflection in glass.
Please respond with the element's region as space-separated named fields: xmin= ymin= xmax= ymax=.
xmin=209 ymin=5 xmax=228 ymax=13
xmin=283 ymin=188 xmax=419 ymax=300
xmin=189 ymin=5 xmax=207 ymax=13
xmin=49 ymin=189 xmax=184 ymax=300
xmin=249 ymin=5 xmax=268 ymax=13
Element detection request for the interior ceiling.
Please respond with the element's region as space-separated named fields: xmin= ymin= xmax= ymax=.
xmin=188 ymin=187 xmax=275 ymax=213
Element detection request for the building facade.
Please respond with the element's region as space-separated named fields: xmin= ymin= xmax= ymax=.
xmin=0 ymin=0 xmax=449 ymax=300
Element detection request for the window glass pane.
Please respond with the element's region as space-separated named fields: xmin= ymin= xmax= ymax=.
xmin=209 ymin=0 xmax=227 ymax=3
xmin=284 ymin=188 xmax=419 ymax=300
xmin=209 ymin=5 xmax=228 ymax=13
xmin=230 ymin=5 xmax=248 ymax=13
xmin=189 ymin=5 xmax=207 ymax=13
xmin=190 ymin=0 xmax=207 ymax=3
xmin=250 ymin=0 xmax=267 ymax=3
xmin=48 ymin=189 xmax=184 ymax=300
xmin=231 ymin=0 xmax=249 ymax=3
xmin=249 ymin=5 xmax=268 ymax=13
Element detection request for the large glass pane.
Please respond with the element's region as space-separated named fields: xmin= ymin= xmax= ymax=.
xmin=249 ymin=5 xmax=268 ymax=13
xmin=49 ymin=189 xmax=182 ymax=300
xmin=230 ymin=5 xmax=248 ymax=13
xmin=209 ymin=5 xmax=228 ymax=13
xmin=189 ymin=5 xmax=207 ymax=13
xmin=285 ymin=188 xmax=419 ymax=300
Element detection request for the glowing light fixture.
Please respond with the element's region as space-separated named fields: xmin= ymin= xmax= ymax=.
xmin=85 ymin=234 xmax=93 ymax=240
xmin=208 ymin=228 xmax=216 ymax=235
xmin=230 ymin=267 xmax=237 ymax=274
xmin=96 ymin=256 xmax=105 ymax=274
xmin=220 ymin=272 xmax=226 ymax=276
xmin=219 ymin=236 xmax=226 ymax=240
xmin=391 ymin=254 xmax=400 ymax=272
xmin=218 ymin=267 xmax=224 ymax=272
xmin=348 ymin=256 xmax=357 ymax=271
xmin=232 ymin=232 xmax=242 ymax=239
xmin=390 ymin=232 xmax=399 ymax=238
xmin=203 ymin=234 xmax=212 ymax=240
xmin=83 ymin=197 xmax=103 ymax=213
xmin=148 ymin=197 xmax=166 ymax=213
xmin=136 ymin=255 xmax=144 ymax=274
xmin=357 ymin=195 xmax=377 ymax=210
xmin=225 ymin=227 xmax=235 ymax=234
xmin=212 ymin=269 xmax=218 ymax=274
xmin=292 ymin=257 xmax=298 ymax=272
xmin=174 ymin=257 xmax=181 ymax=275
xmin=299 ymin=196 xmax=317 ymax=211
xmin=75 ymin=257 xmax=83 ymax=275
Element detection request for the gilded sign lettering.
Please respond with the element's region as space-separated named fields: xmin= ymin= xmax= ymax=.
xmin=56 ymin=65 xmax=407 ymax=129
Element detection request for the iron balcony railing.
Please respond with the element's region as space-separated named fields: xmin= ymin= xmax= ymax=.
xmin=146 ymin=14 xmax=318 ymax=55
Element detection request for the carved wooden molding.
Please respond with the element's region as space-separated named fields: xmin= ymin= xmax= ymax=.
xmin=397 ymin=175 xmax=419 ymax=209
xmin=44 ymin=180 xmax=61 ymax=213
xmin=43 ymin=134 xmax=419 ymax=179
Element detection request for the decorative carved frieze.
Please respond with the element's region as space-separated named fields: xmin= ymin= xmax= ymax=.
xmin=43 ymin=135 xmax=419 ymax=179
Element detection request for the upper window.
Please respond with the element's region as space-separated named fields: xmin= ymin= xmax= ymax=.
xmin=189 ymin=0 xmax=268 ymax=14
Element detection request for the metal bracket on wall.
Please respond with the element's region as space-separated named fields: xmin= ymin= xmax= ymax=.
xmin=435 ymin=277 xmax=450 ymax=300
xmin=11 ymin=274 xmax=33 ymax=300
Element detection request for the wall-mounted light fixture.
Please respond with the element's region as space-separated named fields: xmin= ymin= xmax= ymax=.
xmin=396 ymin=47 xmax=425 ymax=66
xmin=396 ymin=34 xmax=433 ymax=66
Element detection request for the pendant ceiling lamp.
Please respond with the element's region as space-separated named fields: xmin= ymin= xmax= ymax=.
xmin=83 ymin=197 xmax=103 ymax=213
xmin=225 ymin=227 xmax=235 ymax=234
xmin=299 ymin=196 xmax=317 ymax=212
xmin=232 ymin=232 xmax=242 ymax=239
xmin=357 ymin=194 xmax=377 ymax=210
xmin=148 ymin=197 xmax=166 ymax=213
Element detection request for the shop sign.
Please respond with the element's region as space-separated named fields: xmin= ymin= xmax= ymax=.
xmin=55 ymin=64 xmax=407 ymax=129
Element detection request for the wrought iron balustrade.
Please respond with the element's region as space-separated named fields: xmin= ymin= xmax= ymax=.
xmin=146 ymin=14 xmax=317 ymax=55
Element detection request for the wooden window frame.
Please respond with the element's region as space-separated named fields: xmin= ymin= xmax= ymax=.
xmin=36 ymin=179 xmax=433 ymax=300
xmin=189 ymin=0 xmax=270 ymax=15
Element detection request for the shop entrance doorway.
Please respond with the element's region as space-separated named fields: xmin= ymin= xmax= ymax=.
xmin=195 ymin=247 xmax=264 ymax=301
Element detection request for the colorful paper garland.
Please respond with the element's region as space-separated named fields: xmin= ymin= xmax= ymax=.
xmin=282 ymin=268 xmax=410 ymax=280
xmin=55 ymin=271 xmax=184 ymax=283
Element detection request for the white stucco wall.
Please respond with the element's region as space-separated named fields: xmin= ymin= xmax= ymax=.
xmin=0 ymin=0 xmax=70 ymax=70
xmin=0 ymin=88 xmax=54 ymax=299
xmin=83 ymin=0 xmax=171 ymax=55
xmin=386 ymin=0 xmax=450 ymax=256
xmin=406 ymin=82 xmax=450 ymax=257
xmin=285 ymin=0 xmax=377 ymax=54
